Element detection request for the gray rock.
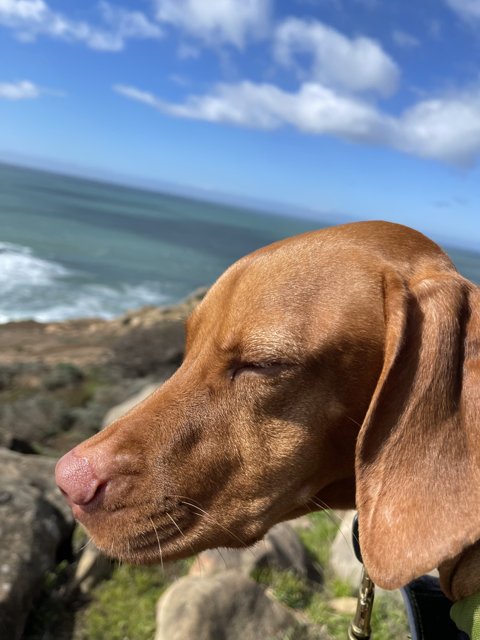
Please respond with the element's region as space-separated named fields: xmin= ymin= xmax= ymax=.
xmin=328 ymin=510 xmax=403 ymax=603
xmin=102 ymin=381 xmax=161 ymax=427
xmin=73 ymin=540 xmax=114 ymax=594
xmin=328 ymin=596 xmax=357 ymax=616
xmin=328 ymin=510 xmax=362 ymax=589
xmin=189 ymin=522 xmax=322 ymax=584
xmin=155 ymin=570 xmax=307 ymax=640
xmin=0 ymin=447 xmax=75 ymax=640
xmin=288 ymin=516 xmax=314 ymax=531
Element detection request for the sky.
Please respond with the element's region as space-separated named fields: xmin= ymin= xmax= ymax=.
xmin=1 ymin=0 xmax=480 ymax=249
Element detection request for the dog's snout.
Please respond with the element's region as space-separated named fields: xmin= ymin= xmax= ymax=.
xmin=55 ymin=450 xmax=104 ymax=507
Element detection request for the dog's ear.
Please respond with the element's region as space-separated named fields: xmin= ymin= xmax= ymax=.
xmin=355 ymin=268 xmax=480 ymax=590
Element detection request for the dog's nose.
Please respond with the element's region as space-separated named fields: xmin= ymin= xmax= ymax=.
xmin=55 ymin=450 xmax=103 ymax=506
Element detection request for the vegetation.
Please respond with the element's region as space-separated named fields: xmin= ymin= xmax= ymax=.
xmin=75 ymin=565 xmax=167 ymax=640
xmin=250 ymin=511 xmax=409 ymax=640
xmin=23 ymin=510 xmax=409 ymax=639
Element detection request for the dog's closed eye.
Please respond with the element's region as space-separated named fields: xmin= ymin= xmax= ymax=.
xmin=230 ymin=361 xmax=290 ymax=380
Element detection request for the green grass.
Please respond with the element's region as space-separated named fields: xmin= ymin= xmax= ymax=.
xmin=254 ymin=511 xmax=409 ymax=640
xmin=253 ymin=568 xmax=313 ymax=610
xmin=75 ymin=565 xmax=166 ymax=640
xmin=296 ymin=510 xmax=340 ymax=568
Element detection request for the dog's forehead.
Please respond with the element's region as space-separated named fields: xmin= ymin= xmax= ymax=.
xmin=187 ymin=238 xmax=384 ymax=357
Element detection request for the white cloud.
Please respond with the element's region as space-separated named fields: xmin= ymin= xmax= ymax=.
xmin=274 ymin=18 xmax=399 ymax=96
xmin=398 ymin=89 xmax=480 ymax=165
xmin=392 ymin=29 xmax=420 ymax=49
xmin=0 ymin=79 xmax=41 ymax=99
xmin=177 ymin=42 xmax=200 ymax=60
xmin=445 ymin=0 xmax=480 ymax=19
xmin=0 ymin=0 xmax=162 ymax=51
xmin=0 ymin=0 xmax=46 ymax=21
xmin=114 ymin=80 xmax=480 ymax=166
xmin=114 ymin=84 xmax=159 ymax=108
xmin=114 ymin=80 xmax=394 ymax=141
xmin=154 ymin=0 xmax=271 ymax=48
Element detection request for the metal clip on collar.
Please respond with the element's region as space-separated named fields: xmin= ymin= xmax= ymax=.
xmin=348 ymin=514 xmax=375 ymax=640
xmin=348 ymin=565 xmax=375 ymax=640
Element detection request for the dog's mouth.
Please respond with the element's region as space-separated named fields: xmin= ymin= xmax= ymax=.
xmin=74 ymin=492 xmax=274 ymax=564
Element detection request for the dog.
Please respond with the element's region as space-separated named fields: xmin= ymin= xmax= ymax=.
xmin=56 ymin=220 xmax=480 ymax=603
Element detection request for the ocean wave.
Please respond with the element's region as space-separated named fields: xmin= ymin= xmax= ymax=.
xmin=0 ymin=242 xmax=70 ymax=293
xmin=0 ymin=243 xmax=171 ymax=323
xmin=30 ymin=283 xmax=171 ymax=323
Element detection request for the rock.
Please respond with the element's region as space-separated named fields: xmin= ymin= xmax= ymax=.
xmin=328 ymin=596 xmax=357 ymax=616
xmin=0 ymin=394 xmax=73 ymax=448
xmin=102 ymin=382 xmax=161 ymax=427
xmin=288 ymin=516 xmax=314 ymax=531
xmin=155 ymin=570 xmax=307 ymax=640
xmin=328 ymin=510 xmax=403 ymax=603
xmin=189 ymin=522 xmax=322 ymax=584
xmin=73 ymin=541 xmax=114 ymax=594
xmin=0 ymin=447 xmax=75 ymax=640
xmin=328 ymin=510 xmax=362 ymax=589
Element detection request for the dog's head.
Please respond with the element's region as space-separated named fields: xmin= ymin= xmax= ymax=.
xmin=56 ymin=221 xmax=480 ymax=592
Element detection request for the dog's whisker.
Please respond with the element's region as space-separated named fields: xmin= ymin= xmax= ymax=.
xmin=164 ymin=512 xmax=206 ymax=573
xmin=214 ymin=547 xmax=229 ymax=571
xmin=180 ymin=500 xmax=254 ymax=555
xmin=149 ymin=516 xmax=164 ymax=574
xmin=165 ymin=512 xmax=185 ymax=538
xmin=346 ymin=415 xmax=362 ymax=427
xmin=77 ymin=535 xmax=93 ymax=553
xmin=167 ymin=494 xmax=204 ymax=507
xmin=308 ymin=496 xmax=332 ymax=511
xmin=307 ymin=497 xmax=357 ymax=558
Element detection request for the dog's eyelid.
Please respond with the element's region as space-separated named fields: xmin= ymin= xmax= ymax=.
xmin=230 ymin=359 xmax=292 ymax=380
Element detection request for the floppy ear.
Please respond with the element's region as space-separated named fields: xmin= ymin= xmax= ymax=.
xmin=355 ymin=268 xmax=480 ymax=591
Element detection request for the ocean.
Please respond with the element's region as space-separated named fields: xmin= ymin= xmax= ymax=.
xmin=0 ymin=162 xmax=479 ymax=324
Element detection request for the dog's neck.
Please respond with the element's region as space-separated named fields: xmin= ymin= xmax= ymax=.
xmin=439 ymin=540 xmax=480 ymax=601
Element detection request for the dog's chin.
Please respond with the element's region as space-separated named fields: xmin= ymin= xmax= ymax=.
xmin=97 ymin=530 xmax=193 ymax=565
xmin=81 ymin=513 xmax=265 ymax=566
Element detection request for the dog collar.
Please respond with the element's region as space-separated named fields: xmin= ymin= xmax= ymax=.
xmin=450 ymin=592 xmax=480 ymax=639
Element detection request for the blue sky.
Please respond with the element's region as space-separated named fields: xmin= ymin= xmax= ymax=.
xmin=1 ymin=0 xmax=480 ymax=249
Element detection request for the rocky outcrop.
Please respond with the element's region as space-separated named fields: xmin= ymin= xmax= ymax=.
xmin=102 ymin=381 xmax=162 ymax=427
xmin=0 ymin=289 xmax=206 ymax=455
xmin=0 ymin=288 xmax=206 ymax=368
xmin=155 ymin=570 xmax=320 ymax=640
xmin=0 ymin=448 xmax=75 ymax=640
xmin=189 ymin=522 xmax=322 ymax=584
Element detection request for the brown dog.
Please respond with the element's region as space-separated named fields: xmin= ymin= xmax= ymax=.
xmin=55 ymin=221 xmax=480 ymax=601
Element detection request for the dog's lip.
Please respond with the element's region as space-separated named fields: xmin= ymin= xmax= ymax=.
xmin=109 ymin=526 xmax=186 ymax=563
xmin=130 ymin=527 xmax=179 ymax=551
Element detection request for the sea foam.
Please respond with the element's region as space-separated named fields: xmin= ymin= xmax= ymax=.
xmin=0 ymin=242 xmax=69 ymax=293
xmin=0 ymin=242 xmax=170 ymax=323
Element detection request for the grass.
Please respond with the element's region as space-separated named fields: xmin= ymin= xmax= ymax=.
xmin=26 ymin=512 xmax=409 ymax=640
xmin=75 ymin=565 xmax=167 ymax=640
xmin=23 ymin=555 xmax=193 ymax=640
xmin=74 ymin=558 xmax=193 ymax=640
xmin=253 ymin=511 xmax=409 ymax=640
xmin=296 ymin=510 xmax=340 ymax=569
xmin=253 ymin=568 xmax=313 ymax=610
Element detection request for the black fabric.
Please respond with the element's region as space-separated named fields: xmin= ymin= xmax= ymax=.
xmin=401 ymin=576 xmax=467 ymax=640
